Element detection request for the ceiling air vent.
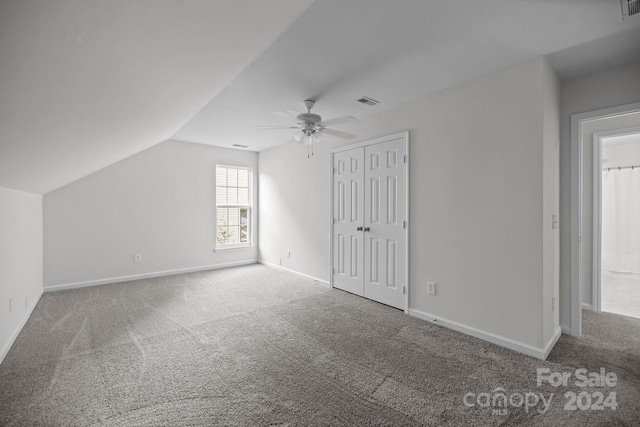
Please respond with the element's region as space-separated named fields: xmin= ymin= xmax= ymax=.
xmin=232 ymin=144 xmax=249 ymax=148
xmin=621 ymin=0 xmax=640 ymax=19
xmin=357 ymin=96 xmax=380 ymax=106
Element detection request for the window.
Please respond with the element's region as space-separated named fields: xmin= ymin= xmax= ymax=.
xmin=216 ymin=165 xmax=251 ymax=247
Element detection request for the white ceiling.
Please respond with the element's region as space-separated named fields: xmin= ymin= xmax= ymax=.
xmin=174 ymin=0 xmax=640 ymax=152
xmin=2 ymin=1 xmax=640 ymax=194
xmin=0 ymin=0 xmax=313 ymax=194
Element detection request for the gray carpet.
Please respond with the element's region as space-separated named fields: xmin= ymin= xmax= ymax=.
xmin=1 ymin=264 xmax=639 ymax=426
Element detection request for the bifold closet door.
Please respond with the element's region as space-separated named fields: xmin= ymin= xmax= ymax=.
xmin=332 ymin=147 xmax=365 ymax=296
xmin=332 ymin=137 xmax=407 ymax=310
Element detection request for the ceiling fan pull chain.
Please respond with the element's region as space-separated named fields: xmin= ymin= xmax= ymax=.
xmin=307 ymin=140 xmax=314 ymax=158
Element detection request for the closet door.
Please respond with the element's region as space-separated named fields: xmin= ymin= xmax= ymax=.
xmin=363 ymin=139 xmax=406 ymax=310
xmin=332 ymin=147 xmax=365 ymax=296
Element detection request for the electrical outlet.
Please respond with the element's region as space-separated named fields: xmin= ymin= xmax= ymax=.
xmin=286 ymin=250 xmax=291 ymax=259
xmin=134 ymin=253 xmax=142 ymax=263
xmin=427 ymin=281 xmax=436 ymax=296
xmin=278 ymin=257 xmax=282 ymax=265
xmin=9 ymin=297 xmax=13 ymax=313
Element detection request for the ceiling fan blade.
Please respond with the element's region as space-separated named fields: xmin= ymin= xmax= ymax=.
xmin=253 ymin=125 xmax=300 ymax=130
xmin=321 ymin=128 xmax=356 ymax=140
xmin=271 ymin=109 xmax=299 ymax=120
xmin=319 ymin=115 xmax=356 ymax=128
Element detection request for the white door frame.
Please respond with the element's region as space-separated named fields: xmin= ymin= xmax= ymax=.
xmin=570 ymin=101 xmax=640 ymax=336
xmin=329 ymin=131 xmax=410 ymax=313
xmin=591 ymin=125 xmax=640 ymax=313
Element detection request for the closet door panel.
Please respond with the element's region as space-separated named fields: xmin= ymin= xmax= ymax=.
xmin=333 ymin=147 xmax=365 ymax=296
xmin=363 ymin=139 xmax=406 ymax=309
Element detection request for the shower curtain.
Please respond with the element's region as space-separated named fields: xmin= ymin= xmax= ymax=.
xmin=601 ymin=168 xmax=640 ymax=274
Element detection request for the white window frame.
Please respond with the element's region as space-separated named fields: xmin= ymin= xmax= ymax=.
xmin=215 ymin=165 xmax=253 ymax=250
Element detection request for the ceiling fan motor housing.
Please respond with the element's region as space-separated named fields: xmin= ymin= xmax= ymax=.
xmin=298 ymin=99 xmax=322 ymax=127
xmin=297 ymin=112 xmax=321 ymax=124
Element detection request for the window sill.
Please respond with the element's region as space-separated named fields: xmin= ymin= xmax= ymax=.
xmin=214 ymin=244 xmax=253 ymax=253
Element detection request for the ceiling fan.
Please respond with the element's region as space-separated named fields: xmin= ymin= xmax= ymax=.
xmin=255 ymin=99 xmax=355 ymax=157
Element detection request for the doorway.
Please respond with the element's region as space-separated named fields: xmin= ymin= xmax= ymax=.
xmin=330 ymin=132 xmax=409 ymax=311
xmin=593 ymin=128 xmax=640 ymax=319
xmin=571 ymin=102 xmax=640 ymax=336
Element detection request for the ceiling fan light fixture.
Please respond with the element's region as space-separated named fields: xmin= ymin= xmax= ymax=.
xmin=294 ymin=129 xmax=305 ymax=142
xmin=301 ymin=133 xmax=313 ymax=145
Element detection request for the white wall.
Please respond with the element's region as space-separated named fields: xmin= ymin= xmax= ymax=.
xmin=602 ymin=134 xmax=640 ymax=169
xmin=44 ymin=140 xmax=258 ymax=288
xmin=559 ymin=61 xmax=640 ymax=327
xmin=260 ymin=57 xmax=559 ymax=352
xmin=259 ymin=142 xmax=331 ymax=282
xmin=0 ymin=186 xmax=43 ymax=362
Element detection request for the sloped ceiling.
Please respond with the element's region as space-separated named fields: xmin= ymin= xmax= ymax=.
xmin=0 ymin=0 xmax=313 ymax=194
xmin=2 ymin=0 xmax=640 ymax=194
xmin=173 ymin=0 xmax=640 ymax=152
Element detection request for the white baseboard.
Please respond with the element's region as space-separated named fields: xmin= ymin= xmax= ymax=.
xmin=0 ymin=287 xmax=44 ymax=364
xmin=582 ymin=303 xmax=593 ymax=311
xmin=561 ymin=326 xmax=573 ymax=335
xmin=258 ymin=260 xmax=330 ymax=288
xmin=44 ymin=260 xmax=258 ymax=292
xmin=408 ymin=308 xmax=558 ymax=360
xmin=542 ymin=327 xmax=563 ymax=359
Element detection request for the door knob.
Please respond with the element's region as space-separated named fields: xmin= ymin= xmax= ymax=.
xmin=356 ymin=226 xmax=363 ymax=231
xmin=363 ymin=227 xmax=370 ymax=232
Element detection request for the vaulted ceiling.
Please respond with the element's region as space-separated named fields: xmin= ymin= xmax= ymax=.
xmin=0 ymin=0 xmax=313 ymax=194
xmin=1 ymin=0 xmax=640 ymax=194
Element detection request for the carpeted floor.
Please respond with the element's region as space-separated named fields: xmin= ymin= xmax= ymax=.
xmin=1 ymin=264 xmax=638 ymax=426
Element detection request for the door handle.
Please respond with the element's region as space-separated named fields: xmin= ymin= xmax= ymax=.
xmin=363 ymin=227 xmax=370 ymax=232
xmin=356 ymin=226 xmax=363 ymax=231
